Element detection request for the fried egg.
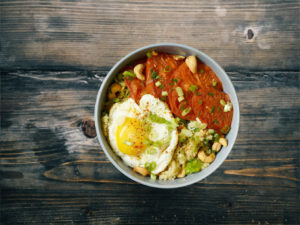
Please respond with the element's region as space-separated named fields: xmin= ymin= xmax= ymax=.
xmin=108 ymin=94 xmax=178 ymax=174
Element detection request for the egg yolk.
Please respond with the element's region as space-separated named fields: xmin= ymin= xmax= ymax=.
xmin=116 ymin=117 xmax=146 ymax=155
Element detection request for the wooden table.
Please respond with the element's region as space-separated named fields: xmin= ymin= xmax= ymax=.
xmin=1 ymin=1 xmax=299 ymax=224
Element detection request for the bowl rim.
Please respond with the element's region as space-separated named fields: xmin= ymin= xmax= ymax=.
xmin=95 ymin=43 xmax=240 ymax=189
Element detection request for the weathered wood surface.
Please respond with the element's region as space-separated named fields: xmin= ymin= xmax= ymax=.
xmin=1 ymin=0 xmax=300 ymax=71
xmin=1 ymin=70 xmax=299 ymax=224
xmin=1 ymin=0 xmax=300 ymax=224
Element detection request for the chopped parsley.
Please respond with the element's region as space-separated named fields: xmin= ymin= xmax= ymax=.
xmin=172 ymin=78 xmax=178 ymax=83
xmin=199 ymin=99 xmax=203 ymax=105
xmin=208 ymin=92 xmax=214 ymax=96
xmin=199 ymin=69 xmax=204 ymax=74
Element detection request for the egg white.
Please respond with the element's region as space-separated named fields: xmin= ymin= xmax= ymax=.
xmin=108 ymin=94 xmax=178 ymax=175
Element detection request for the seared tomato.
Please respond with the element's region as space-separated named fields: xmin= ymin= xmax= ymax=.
xmin=123 ymin=52 xmax=233 ymax=134
xmin=124 ymin=77 xmax=145 ymax=102
xmin=145 ymin=53 xmax=182 ymax=102
xmin=191 ymin=88 xmax=232 ymax=134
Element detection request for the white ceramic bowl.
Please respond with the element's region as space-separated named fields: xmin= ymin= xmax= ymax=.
xmin=95 ymin=43 xmax=240 ymax=188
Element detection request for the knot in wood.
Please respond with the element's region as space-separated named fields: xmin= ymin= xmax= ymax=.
xmin=247 ymin=29 xmax=254 ymax=40
xmin=81 ymin=118 xmax=96 ymax=138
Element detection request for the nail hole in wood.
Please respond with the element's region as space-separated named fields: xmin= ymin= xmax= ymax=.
xmin=247 ymin=29 xmax=254 ymax=40
xmin=81 ymin=118 xmax=96 ymax=138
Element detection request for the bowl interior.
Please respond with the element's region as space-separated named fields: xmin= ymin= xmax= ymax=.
xmin=95 ymin=43 xmax=240 ymax=188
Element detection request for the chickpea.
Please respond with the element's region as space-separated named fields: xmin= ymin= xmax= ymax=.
xmin=108 ymin=83 xmax=122 ymax=99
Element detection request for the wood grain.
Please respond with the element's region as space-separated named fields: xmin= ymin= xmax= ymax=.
xmin=1 ymin=70 xmax=299 ymax=224
xmin=1 ymin=0 xmax=300 ymax=71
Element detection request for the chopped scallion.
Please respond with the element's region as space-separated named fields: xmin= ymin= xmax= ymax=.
xmin=123 ymin=71 xmax=135 ymax=78
xmin=160 ymin=96 xmax=167 ymax=101
xmin=176 ymin=87 xmax=184 ymax=97
xmin=146 ymin=51 xmax=152 ymax=58
xmin=182 ymin=107 xmax=191 ymax=116
xmin=221 ymin=126 xmax=231 ymax=134
xmin=208 ymin=92 xmax=214 ymax=96
xmin=224 ymin=103 xmax=232 ymax=112
xmin=178 ymin=96 xmax=184 ymax=102
xmin=150 ymin=173 xmax=157 ymax=180
xmin=155 ymin=81 xmax=161 ymax=87
xmin=220 ymin=99 xmax=226 ymax=106
xmin=164 ymin=65 xmax=172 ymax=73
xmin=212 ymin=80 xmax=217 ymax=87
xmin=172 ymin=78 xmax=178 ymax=83
xmin=199 ymin=99 xmax=203 ymax=105
xmin=162 ymin=91 xmax=168 ymax=96
xmin=151 ymin=70 xmax=158 ymax=79
xmin=189 ymin=85 xmax=198 ymax=93
xmin=145 ymin=162 xmax=157 ymax=172
xmin=199 ymin=69 xmax=204 ymax=74
xmin=211 ymin=105 xmax=215 ymax=113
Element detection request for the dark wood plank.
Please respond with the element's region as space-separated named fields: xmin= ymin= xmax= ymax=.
xmin=0 ymin=70 xmax=299 ymax=224
xmin=1 ymin=0 xmax=300 ymax=71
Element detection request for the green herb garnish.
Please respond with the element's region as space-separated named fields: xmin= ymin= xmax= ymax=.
xmin=221 ymin=126 xmax=231 ymax=134
xmin=212 ymin=80 xmax=217 ymax=87
xmin=160 ymin=96 xmax=167 ymax=101
xmin=185 ymin=159 xmax=203 ymax=175
xmin=123 ymin=71 xmax=135 ymax=78
xmin=208 ymin=92 xmax=214 ymax=96
xmin=151 ymin=70 xmax=158 ymax=79
xmin=189 ymin=85 xmax=198 ymax=93
xmin=164 ymin=65 xmax=172 ymax=73
xmin=146 ymin=51 xmax=152 ymax=58
xmin=145 ymin=162 xmax=157 ymax=172
xmin=211 ymin=106 xmax=215 ymax=113
xmin=199 ymin=69 xmax=204 ymax=74
xmin=176 ymin=87 xmax=184 ymax=97
xmin=199 ymin=99 xmax=203 ymax=105
xmin=214 ymin=133 xmax=220 ymax=142
xmin=214 ymin=119 xmax=219 ymax=124
xmin=172 ymin=78 xmax=178 ymax=83
xmin=182 ymin=107 xmax=191 ymax=116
